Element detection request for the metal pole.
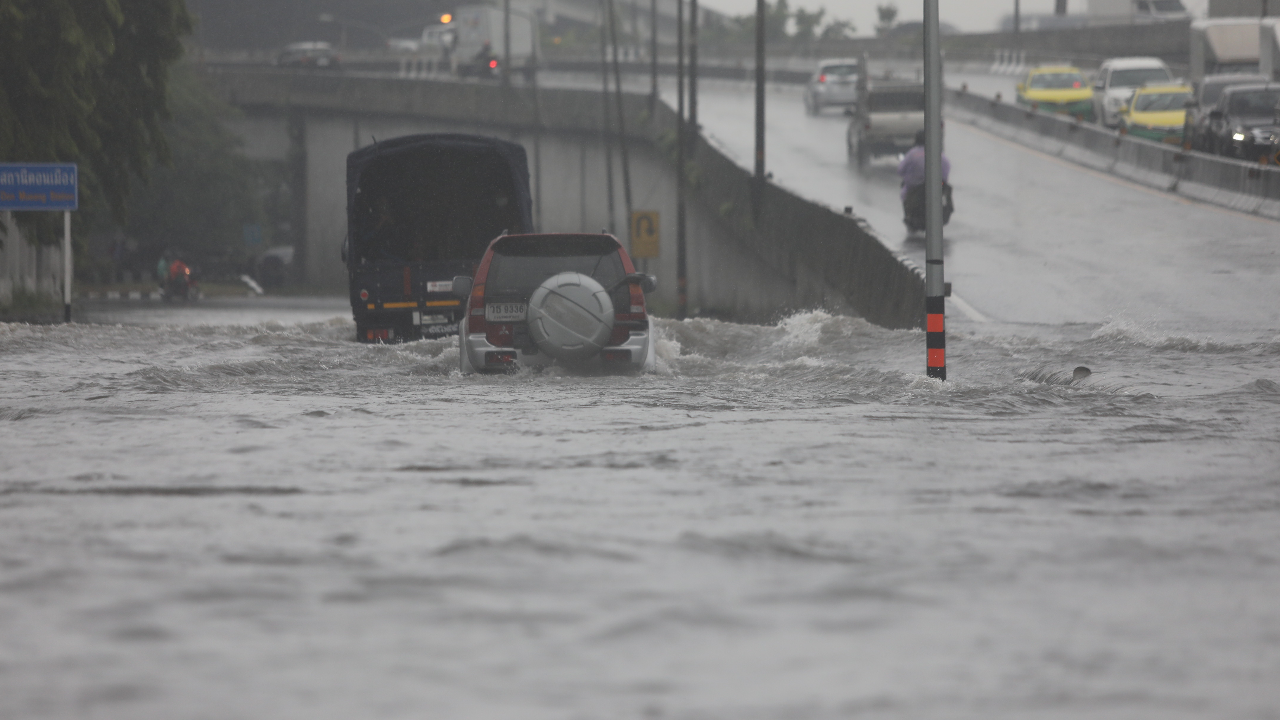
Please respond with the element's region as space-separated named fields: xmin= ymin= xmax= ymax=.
xmin=503 ymin=0 xmax=512 ymax=85
xmin=600 ymin=1 xmax=617 ymax=234
xmin=924 ymin=0 xmax=945 ymax=380
xmin=650 ymin=0 xmax=658 ymax=113
xmin=753 ymin=0 xmax=765 ymax=221
xmin=1013 ymin=0 xmax=1020 ymax=36
xmin=608 ymin=0 xmax=634 ymax=233
xmin=63 ymin=210 xmax=72 ymax=323
xmin=676 ymin=0 xmax=687 ymax=320
xmin=689 ymin=0 xmax=698 ymax=137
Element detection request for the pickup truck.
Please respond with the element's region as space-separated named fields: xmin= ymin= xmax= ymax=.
xmin=847 ymin=82 xmax=925 ymax=168
xmin=342 ymin=134 xmax=534 ymax=343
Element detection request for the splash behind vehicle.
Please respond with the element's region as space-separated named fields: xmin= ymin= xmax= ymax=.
xmin=343 ymin=134 xmax=533 ymax=343
xmin=1016 ymin=65 xmax=1094 ymax=120
xmin=847 ymin=82 xmax=925 ymax=168
xmin=1119 ymin=83 xmax=1194 ymax=143
xmin=804 ymin=59 xmax=861 ymax=116
xmin=455 ymin=233 xmax=656 ymax=373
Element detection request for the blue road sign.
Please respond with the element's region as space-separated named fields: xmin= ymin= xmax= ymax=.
xmin=0 ymin=163 xmax=78 ymax=211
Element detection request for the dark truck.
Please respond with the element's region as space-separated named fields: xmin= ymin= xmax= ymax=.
xmin=343 ymin=134 xmax=534 ymax=342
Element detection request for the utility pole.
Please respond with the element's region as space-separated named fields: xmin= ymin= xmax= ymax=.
xmin=753 ymin=0 xmax=765 ymax=221
xmin=503 ymin=0 xmax=512 ymax=86
xmin=608 ymin=0 xmax=634 ymax=229
xmin=676 ymin=0 xmax=687 ymax=319
xmin=1013 ymin=0 xmax=1021 ymax=35
xmin=650 ymin=0 xmax=659 ymax=113
xmin=599 ymin=1 xmax=617 ymax=234
xmin=923 ymin=0 xmax=946 ymax=380
xmin=689 ymin=0 xmax=698 ymax=138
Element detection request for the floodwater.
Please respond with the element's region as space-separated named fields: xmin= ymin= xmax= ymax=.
xmin=3 ymin=299 xmax=1278 ymax=719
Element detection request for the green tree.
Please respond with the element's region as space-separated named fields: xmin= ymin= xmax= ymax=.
xmin=101 ymin=63 xmax=263 ymax=270
xmin=875 ymin=3 xmax=898 ymax=36
xmin=819 ymin=19 xmax=856 ymax=41
xmin=0 ymin=0 xmax=192 ymax=223
xmin=792 ymin=7 xmax=825 ymax=42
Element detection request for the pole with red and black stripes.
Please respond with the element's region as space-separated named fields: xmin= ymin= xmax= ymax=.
xmin=923 ymin=0 xmax=945 ymax=380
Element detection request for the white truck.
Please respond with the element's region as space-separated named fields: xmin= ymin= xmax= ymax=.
xmin=452 ymin=5 xmax=539 ymax=80
xmin=1190 ymin=18 xmax=1263 ymax=88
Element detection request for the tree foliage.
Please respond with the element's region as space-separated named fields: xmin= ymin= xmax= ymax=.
xmin=0 ymin=0 xmax=192 ymax=221
xmin=98 ymin=63 xmax=263 ymax=270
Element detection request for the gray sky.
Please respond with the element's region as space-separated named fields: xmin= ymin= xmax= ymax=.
xmin=697 ymin=0 xmax=1209 ymax=35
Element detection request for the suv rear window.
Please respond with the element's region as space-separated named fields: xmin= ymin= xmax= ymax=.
xmin=867 ymin=89 xmax=925 ymax=112
xmin=486 ymin=236 xmax=625 ymax=300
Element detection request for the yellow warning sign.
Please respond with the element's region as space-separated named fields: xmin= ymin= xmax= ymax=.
xmin=629 ymin=210 xmax=659 ymax=259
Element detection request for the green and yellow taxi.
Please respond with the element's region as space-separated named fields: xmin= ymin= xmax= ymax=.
xmin=1119 ymin=83 xmax=1194 ymax=144
xmin=1016 ymin=65 xmax=1094 ymax=121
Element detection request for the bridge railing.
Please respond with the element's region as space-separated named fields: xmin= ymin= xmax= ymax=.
xmin=947 ymin=86 xmax=1280 ymax=221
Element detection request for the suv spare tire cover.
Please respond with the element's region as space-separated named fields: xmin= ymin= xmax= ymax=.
xmin=527 ymin=272 xmax=614 ymax=363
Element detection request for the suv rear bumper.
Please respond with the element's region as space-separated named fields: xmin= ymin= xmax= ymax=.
xmin=460 ymin=318 xmax=652 ymax=373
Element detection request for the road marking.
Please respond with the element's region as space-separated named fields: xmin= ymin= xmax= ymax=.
xmin=950 ymin=118 xmax=1279 ymax=226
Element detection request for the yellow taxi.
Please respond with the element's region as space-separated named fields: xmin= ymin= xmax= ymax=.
xmin=1016 ymin=65 xmax=1094 ymax=121
xmin=1119 ymin=83 xmax=1194 ymax=144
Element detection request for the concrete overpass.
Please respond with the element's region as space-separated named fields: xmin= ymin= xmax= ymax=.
xmin=206 ymin=68 xmax=924 ymax=329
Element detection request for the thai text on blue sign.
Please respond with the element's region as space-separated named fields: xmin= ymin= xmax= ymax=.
xmin=0 ymin=163 xmax=78 ymax=211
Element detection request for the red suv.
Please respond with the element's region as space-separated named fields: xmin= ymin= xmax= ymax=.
xmin=453 ymin=233 xmax=657 ymax=373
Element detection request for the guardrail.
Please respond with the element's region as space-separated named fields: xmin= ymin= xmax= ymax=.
xmin=946 ymin=87 xmax=1280 ymax=221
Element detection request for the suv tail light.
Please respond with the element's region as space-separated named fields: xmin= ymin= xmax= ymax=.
xmin=819 ymin=74 xmax=827 ymax=83
xmin=609 ymin=281 xmax=647 ymax=345
xmin=467 ymin=283 xmax=487 ymax=335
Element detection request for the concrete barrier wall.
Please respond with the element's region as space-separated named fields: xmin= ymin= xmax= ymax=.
xmin=947 ymin=88 xmax=1280 ymax=220
xmin=207 ymin=69 xmax=925 ymax=328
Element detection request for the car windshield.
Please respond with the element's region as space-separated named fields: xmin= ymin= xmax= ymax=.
xmin=1029 ymin=72 xmax=1085 ymax=89
xmin=820 ymin=64 xmax=858 ymax=78
xmin=1228 ymin=89 xmax=1280 ymax=116
xmin=1109 ymin=67 xmax=1171 ymax=88
xmin=486 ymin=236 xmax=625 ymax=299
xmin=1133 ymin=91 xmax=1191 ymax=111
xmin=868 ymin=89 xmax=924 ymax=112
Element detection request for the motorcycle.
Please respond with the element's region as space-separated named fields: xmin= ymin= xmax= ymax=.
xmin=163 ymin=261 xmax=199 ymax=301
xmin=902 ymin=182 xmax=954 ymax=234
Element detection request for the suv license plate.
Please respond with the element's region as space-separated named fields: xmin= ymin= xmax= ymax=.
xmin=485 ymin=303 xmax=527 ymax=322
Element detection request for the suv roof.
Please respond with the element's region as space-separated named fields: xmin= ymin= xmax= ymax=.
xmin=1101 ymin=57 xmax=1168 ymax=70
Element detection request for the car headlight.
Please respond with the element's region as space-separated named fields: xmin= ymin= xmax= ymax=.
xmin=1232 ymin=130 xmax=1246 ymax=142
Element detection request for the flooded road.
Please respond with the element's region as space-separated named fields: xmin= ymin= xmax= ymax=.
xmin=3 ymin=300 xmax=1279 ymax=718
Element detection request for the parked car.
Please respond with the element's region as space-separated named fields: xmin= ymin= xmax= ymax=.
xmin=1119 ymin=83 xmax=1194 ymax=143
xmin=454 ymin=233 xmax=657 ymax=374
xmin=343 ymin=134 xmax=534 ymax=343
xmin=1188 ymin=73 xmax=1267 ymax=151
xmin=276 ymin=41 xmax=340 ymax=69
xmin=1016 ymin=65 xmax=1094 ymax=120
xmin=1091 ymin=57 xmax=1174 ymax=127
xmin=846 ymin=81 xmax=925 ymax=168
xmin=804 ymin=59 xmax=861 ymax=116
xmin=1201 ymin=83 xmax=1280 ymax=160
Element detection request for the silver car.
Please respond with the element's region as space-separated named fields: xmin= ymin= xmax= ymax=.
xmin=804 ymin=59 xmax=861 ymax=116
